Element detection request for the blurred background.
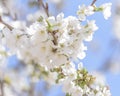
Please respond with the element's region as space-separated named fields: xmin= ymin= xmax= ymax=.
xmin=0 ymin=0 xmax=120 ymax=96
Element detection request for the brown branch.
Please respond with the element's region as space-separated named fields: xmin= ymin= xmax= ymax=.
xmin=28 ymin=82 xmax=35 ymax=96
xmin=0 ymin=80 xmax=4 ymax=96
xmin=51 ymin=31 xmax=58 ymax=45
xmin=45 ymin=3 xmax=49 ymax=17
xmin=0 ymin=16 xmax=13 ymax=30
xmin=38 ymin=0 xmax=49 ymax=17
xmin=91 ymin=0 xmax=97 ymax=6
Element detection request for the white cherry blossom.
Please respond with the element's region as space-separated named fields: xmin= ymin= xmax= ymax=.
xmin=0 ymin=1 xmax=112 ymax=96
xmin=100 ymin=3 xmax=112 ymax=20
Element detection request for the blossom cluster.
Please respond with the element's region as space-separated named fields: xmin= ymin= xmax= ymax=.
xmin=0 ymin=1 xmax=112 ymax=96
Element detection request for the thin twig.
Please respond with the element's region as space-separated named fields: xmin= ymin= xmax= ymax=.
xmin=38 ymin=0 xmax=49 ymax=17
xmin=2 ymin=1 xmax=17 ymax=20
xmin=0 ymin=16 xmax=13 ymax=30
xmin=91 ymin=0 xmax=97 ymax=6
